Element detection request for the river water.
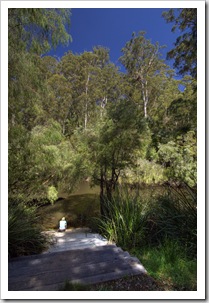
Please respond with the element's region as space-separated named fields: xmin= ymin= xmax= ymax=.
xmin=38 ymin=182 xmax=168 ymax=230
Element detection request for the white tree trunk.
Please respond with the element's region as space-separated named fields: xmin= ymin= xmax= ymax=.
xmin=100 ymin=96 xmax=107 ymax=118
xmin=141 ymin=81 xmax=148 ymax=118
xmin=85 ymin=74 xmax=90 ymax=129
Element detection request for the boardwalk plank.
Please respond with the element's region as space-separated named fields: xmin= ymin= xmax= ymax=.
xmin=8 ymin=229 xmax=146 ymax=291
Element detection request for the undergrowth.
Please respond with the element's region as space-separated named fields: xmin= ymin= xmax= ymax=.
xmin=59 ymin=281 xmax=90 ymax=291
xmin=130 ymin=239 xmax=197 ymax=290
xmin=96 ymin=187 xmax=149 ymax=250
xmin=8 ymin=200 xmax=47 ymax=257
xmin=97 ymin=184 xmax=197 ymax=290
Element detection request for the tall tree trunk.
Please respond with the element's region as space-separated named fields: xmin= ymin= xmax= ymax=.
xmin=105 ymin=181 xmax=113 ymax=202
xmin=100 ymin=168 xmax=105 ymax=217
xmin=141 ymin=81 xmax=148 ymax=118
xmin=85 ymin=74 xmax=90 ymax=129
xmin=100 ymin=96 xmax=107 ymax=118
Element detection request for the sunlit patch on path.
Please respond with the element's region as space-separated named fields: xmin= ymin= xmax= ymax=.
xmin=8 ymin=228 xmax=146 ymax=291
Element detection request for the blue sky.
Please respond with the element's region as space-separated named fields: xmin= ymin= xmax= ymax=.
xmin=47 ymin=8 xmax=180 ymax=73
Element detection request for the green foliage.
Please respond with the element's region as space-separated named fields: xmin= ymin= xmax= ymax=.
xmin=120 ymin=31 xmax=166 ymax=78
xmin=120 ymin=31 xmax=169 ymax=118
xmin=96 ymin=184 xmax=196 ymax=290
xmin=28 ymin=121 xmax=85 ymax=200
xmin=97 ymin=188 xmax=148 ymax=249
xmin=131 ymin=239 xmax=196 ymax=290
xmin=8 ymin=8 xmax=73 ymax=204
xmin=59 ymin=50 xmax=107 ymax=129
xmin=89 ymin=97 xmax=146 ymax=204
xmin=9 ymin=52 xmax=45 ymax=130
xmin=157 ymin=77 xmax=197 ymax=143
xmin=31 ymin=120 xmax=63 ymax=145
xmin=8 ymin=125 xmax=31 ymax=193
xmin=9 ymin=120 xmax=83 ymax=203
xmin=9 ymin=8 xmax=71 ymax=55
xmin=146 ymin=184 xmax=197 ymax=257
xmin=123 ymin=158 xmax=167 ymax=185
xmin=8 ymin=201 xmax=47 ymax=257
xmin=8 ymin=8 xmax=197 ymax=230
xmin=95 ymin=183 xmax=197 ymax=288
xmin=47 ymin=186 xmax=58 ymax=205
xmin=97 ymin=182 xmax=196 ymax=255
xmin=162 ymin=8 xmax=197 ymax=78
xmin=60 ymin=127 xmax=96 ymax=193
xmin=158 ymin=131 xmax=196 ymax=186
xmin=44 ymin=73 xmax=72 ymax=134
xmin=59 ymin=281 xmax=90 ymax=291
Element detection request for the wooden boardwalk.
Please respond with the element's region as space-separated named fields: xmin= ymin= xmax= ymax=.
xmin=8 ymin=228 xmax=146 ymax=291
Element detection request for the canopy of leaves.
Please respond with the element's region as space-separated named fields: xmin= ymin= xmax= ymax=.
xmin=162 ymin=9 xmax=197 ymax=78
xmin=119 ymin=31 xmax=173 ymax=118
xmin=8 ymin=8 xmax=197 ymax=207
xmin=9 ymin=8 xmax=72 ymax=54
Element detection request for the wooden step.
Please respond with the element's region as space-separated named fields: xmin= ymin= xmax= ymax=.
xmin=8 ymin=231 xmax=146 ymax=291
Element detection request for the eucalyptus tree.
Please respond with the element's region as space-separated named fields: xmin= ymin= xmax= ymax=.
xmin=40 ymin=56 xmax=59 ymax=80
xmin=162 ymin=8 xmax=197 ymax=78
xmin=59 ymin=47 xmax=115 ymax=130
xmin=8 ymin=8 xmax=71 ymax=55
xmin=45 ymin=73 xmax=72 ymax=135
xmin=94 ymin=63 xmax=125 ymax=119
xmin=119 ymin=32 xmax=187 ymax=182
xmin=120 ymin=31 xmax=168 ymax=118
xmin=60 ymin=51 xmax=96 ymax=130
xmin=92 ymin=45 xmax=110 ymax=68
xmin=147 ymin=75 xmax=183 ymax=146
xmin=8 ymin=8 xmax=71 ymax=129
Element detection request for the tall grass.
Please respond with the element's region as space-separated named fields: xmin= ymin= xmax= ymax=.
xmin=146 ymin=184 xmax=197 ymax=257
xmin=131 ymin=239 xmax=197 ymax=290
xmin=97 ymin=185 xmax=197 ymax=255
xmin=97 ymin=184 xmax=197 ymax=290
xmin=8 ymin=200 xmax=47 ymax=257
xmin=97 ymin=187 xmax=149 ymax=249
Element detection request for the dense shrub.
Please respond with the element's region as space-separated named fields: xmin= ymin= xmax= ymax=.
xmin=8 ymin=200 xmax=47 ymax=257
xmin=146 ymin=184 xmax=197 ymax=257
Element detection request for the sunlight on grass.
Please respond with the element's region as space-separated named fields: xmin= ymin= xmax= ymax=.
xmin=131 ymin=240 xmax=197 ymax=290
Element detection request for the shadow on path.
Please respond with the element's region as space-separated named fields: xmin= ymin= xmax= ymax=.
xmin=8 ymin=228 xmax=146 ymax=291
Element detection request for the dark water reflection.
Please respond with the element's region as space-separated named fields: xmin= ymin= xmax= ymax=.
xmin=38 ymin=182 xmax=169 ymax=230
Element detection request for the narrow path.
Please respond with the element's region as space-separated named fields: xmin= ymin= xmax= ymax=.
xmin=8 ymin=228 xmax=146 ymax=291
xmin=42 ymin=227 xmax=110 ymax=253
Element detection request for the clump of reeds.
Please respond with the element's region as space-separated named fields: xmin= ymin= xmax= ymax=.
xmin=97 ymin=187 xmax=149 ymax=249
xmin=8 ymin=200 xmax=47 ymax=257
